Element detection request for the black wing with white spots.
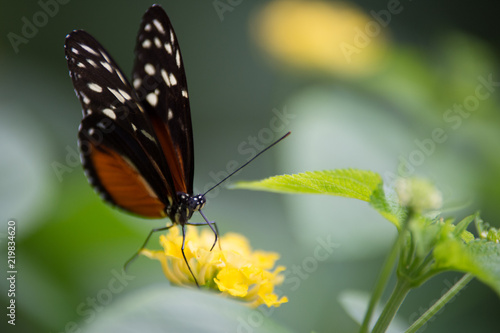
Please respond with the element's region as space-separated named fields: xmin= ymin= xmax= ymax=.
xmin=64 ymin=29 xmax=177 ymax=217
xmin=133 ymin=4 xmax=194 ymax=195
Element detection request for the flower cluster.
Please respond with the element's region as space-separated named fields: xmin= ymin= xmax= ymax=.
xmin=396 ymin=177 xmax=443 ymax=212
xmin=251 ymin=0 xmax=388 ymax=75
xmin=141 ymin=226 xmax=288 ymax=308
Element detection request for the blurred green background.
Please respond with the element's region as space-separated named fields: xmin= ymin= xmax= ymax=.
xmin=1 ymin=0 xmax=499 ymax=332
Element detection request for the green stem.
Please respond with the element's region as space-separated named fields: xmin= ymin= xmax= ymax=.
xmin=359 ymin=214 xmax=411 ymax=333
xmin=404 ymin=274 xmax=474 ymax=333
xmin=372 ymin=278 xmax=412 ymax=333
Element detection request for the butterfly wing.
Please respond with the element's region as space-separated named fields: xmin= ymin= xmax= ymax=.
xmin=132 ymin=4 xmax=194 ymax=195
xmin=65 ymin=29 xmax=176 ymax=218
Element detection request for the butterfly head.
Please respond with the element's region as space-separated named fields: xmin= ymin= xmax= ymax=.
xmin=175 ymin=192 xmax=206 ymax=223
xmin=187 ymin=193 xmax=206 ymax=212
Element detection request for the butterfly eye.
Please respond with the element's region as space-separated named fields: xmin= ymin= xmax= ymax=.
xmin=189 ymin=194 xmax=206 ymax=211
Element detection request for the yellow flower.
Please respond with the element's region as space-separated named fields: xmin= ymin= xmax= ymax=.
xmin=251 ymin=0 xmax=388 ymax=76
xmin=141 ymin=226 xmax=288 ymax=308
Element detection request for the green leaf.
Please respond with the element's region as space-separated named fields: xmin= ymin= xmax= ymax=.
xmin=82 ymin=286 xmax=291 ymax=333
xmin=433 ymin=239 xmax=500 ymax=296
xmin=407 ymin=214 xmax=477 ymax=271
xmin=453 ymin=214 xmax=476 ymax=241
xmin=401 ymin=213 xmax=500 ymax=297
xmin=475 ymin=215 xmax=500 ymax=243
xmin=234 ymin=169 xmax=402 ymax=227
xmin=233 ymin=169 xmax=381 ymax=201
xmin=370 ymin=182 xmax=403 ymax=228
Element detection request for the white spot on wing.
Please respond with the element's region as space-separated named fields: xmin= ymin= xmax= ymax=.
xmin=100 ymin=51 xmax=111 ymax=63
xmin=116 ymin=70 xmax=127 ymax=84
xmin=101 ymin=61 xmax=113 ymax=73
xmin=169 ymin=73 xmax=177 ymax=86
xmin=145 ymin=23 xmax=152 ymax=31
xmin=108 ymin=88 xmax=125 ymax=103
xmin=170 ymin=30 xmax=175 ymax=43
xmin=88 ymin=83 xmax=102 ymax=92
xmin=167 ymin=108 xmax=174 ymax=120
xmin=153 ymin=19 xmax=165 ymax=34
xmin=175 ymin=50 xmax=181 ymax=68
xmin=145 ymin=63 xmax=155 ymax=75
xmin=181 ymin=90 xmax=188 ymax=98
xmin=71 ymin=47 xmax=79 ymax=54
xmin=141 ymin=129 xmax=155 ymax=142
xmin=118 ymin=89 xmax=131 ymax=101
xmin=131 ymin=123 xmax=137 ymax=131
xmin=80 ymin=91 xmax=90 ymax=104
xmin=161 ymin=69 xmax=171 ymax=87
xmin=80 ymin=44 xmax=99 ymax=56
xmin=142 ymin=39 xmax=152 ymax=48
xmin=146 ymin=93 xmax=158 ymax=107
xmin=77 ymin=62 xmax=85 ymax=68
xmin=154 ymin=37 xmax=162 ymax=48
xmin=87 ymin=59 xmax=98 ymax=68
xmin=133 ymin=78 xmax=142 ymax=89
xmin=102 ymin=108 xmax=116 ymax=119
xmin=164 ymin=43 xmax=172 ymax=54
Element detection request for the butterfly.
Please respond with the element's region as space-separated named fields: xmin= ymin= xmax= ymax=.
xmin=64 ymin=4 xmax=219 ymax=285
xmin=65 ymin=4 xmax=290 ymax=286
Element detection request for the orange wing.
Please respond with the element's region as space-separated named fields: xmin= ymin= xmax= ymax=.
xmin=149 ymin=114 xmax=187 ymax=194
xmin=77 ymin=110 xmax=179 ymax=219
xmin=89 ymin=142 xmax=166 ymax=218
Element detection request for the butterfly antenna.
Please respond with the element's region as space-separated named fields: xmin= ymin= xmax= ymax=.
xmin=203 ymin=131 xmax=291 ymax=195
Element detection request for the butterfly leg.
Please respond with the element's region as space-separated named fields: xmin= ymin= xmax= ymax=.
xmin=189 ymin=209 xmax=220 ymax=251
xmin=124 ymin=224 xmax=174 ymax=272
xmin=212 ymin=222 xmax=221 ymax=251
xmin=180 ymin=224 xmax=200 ymax=287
